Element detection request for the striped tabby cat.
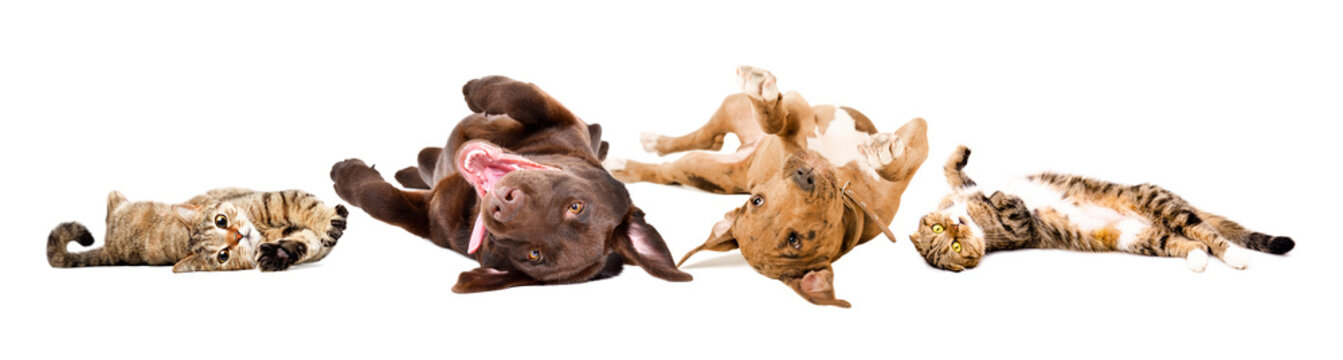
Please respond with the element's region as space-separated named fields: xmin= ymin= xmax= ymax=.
xmin=47 ymin=188 xmax=348 ymax=272
xmin=908 ymin=146 xmax=1294 ymax=272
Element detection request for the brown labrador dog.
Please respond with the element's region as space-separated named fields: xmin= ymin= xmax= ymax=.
xmin=607 ymin=66 xmax=929 ymax=307
xmin=331 ymin=76 xmax=691 ymax=293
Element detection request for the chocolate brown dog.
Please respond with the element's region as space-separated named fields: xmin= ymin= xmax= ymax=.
xmin=607 ymin=66 xmax=928 ymax=307
xmin=331 ymin=76 xmax=691 ymax=292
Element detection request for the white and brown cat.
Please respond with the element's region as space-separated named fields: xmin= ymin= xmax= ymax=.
xmin=909 ymin=146 xmax=1294 ymax=272
xmin=48 ymin=188 xmax=348 ymax=272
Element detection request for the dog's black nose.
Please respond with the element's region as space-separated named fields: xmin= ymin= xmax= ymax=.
xmin=490 ymin=187 xmax=526 ymax=223
xmin=791 ymin=167 xmax=816 ymax=192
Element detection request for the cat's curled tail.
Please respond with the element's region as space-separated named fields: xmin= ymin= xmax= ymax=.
xmin=47 ymin=222 xmax=113 ymax=267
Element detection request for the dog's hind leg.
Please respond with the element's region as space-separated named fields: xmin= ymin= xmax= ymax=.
xmin=605 ymin=150 xmax=752 ymax=195
xmin=642 ymin=93 xmax=767 ymax=156
xmin=331 ymin=159 xmax=431 ymax=238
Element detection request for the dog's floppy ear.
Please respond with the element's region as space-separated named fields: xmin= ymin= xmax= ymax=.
xmin=677 ymin=207 xmax=742 ymax=267
xmin=782 ymin=266 xmax=851 ymax=308
xmin=612 ymin=207 xmax=693 ymax=282
xmin=452 ymin=267 xmax=542 ymax=293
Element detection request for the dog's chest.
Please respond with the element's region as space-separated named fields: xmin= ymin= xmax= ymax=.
xmin=805 ymin=109 xmax=878 ymax=177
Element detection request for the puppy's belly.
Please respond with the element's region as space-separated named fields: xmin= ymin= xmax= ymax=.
xmin=805 ymin=108 xmax=879 ymax=180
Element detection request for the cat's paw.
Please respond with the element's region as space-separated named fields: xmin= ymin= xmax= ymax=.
xmin=1222 ymin=247 xmax=1251 ymax=270
xmin=1185 ymin=250 xmax=1209 ymax=273
xmin=737 ymin=65 xmax=779 ymax=101
xmin=860 ymin=133 xmax=906 ymax=170
xmin=323 ymin=205 xmax=348 ymax=248
xmin=257 ymin=241 xmax=307 ymax=272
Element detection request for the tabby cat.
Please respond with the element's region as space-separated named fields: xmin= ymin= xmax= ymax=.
xmin=47 ymin=188 xmax=349 ymax=272
xmin=908 ymin=146 xmax=1294 ymax=272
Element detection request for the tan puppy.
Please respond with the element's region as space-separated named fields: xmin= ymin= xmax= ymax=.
xmin=607 ymin=66 xmax=929 ymax=307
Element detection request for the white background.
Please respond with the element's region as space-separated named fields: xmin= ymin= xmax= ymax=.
xmin=3 ymin=1 xmax=1339 ymax=358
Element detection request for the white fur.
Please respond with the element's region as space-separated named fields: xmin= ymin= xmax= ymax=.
xmin=640 ymin=132 xmax=660 ymax=154
xmin=1004 ymin=179 xmax=1152 ymax=250
xmin=806 ymin=109 xmax=881 ymax=180
xmin=1186 ymin=250 xmax=1209 ymax=272
xmin=1222 ymin=246 xmax=1251 ymax=270
xmin=941 ymin=192 xmax=987 ymax=239
xmin=602 ymin=157 xmax=627 ymax=172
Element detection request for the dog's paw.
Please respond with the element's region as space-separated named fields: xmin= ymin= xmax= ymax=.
xmin=1186 ymin=250 xmax=1209 ymax=273
xmin=257 ymin=241 xmax=307 ymax=272
xmin=1222 ymin=246 xmax=1251 ymax=270
xmin=640 ymin=132 xmax=662 ymax=154
xmin=331 ymin=159 xmax=378 ymax=181
xmin=737 ymin=65 xmax=779 ymax=101
xmin=859 ymin=133 xmax=906 ymax=170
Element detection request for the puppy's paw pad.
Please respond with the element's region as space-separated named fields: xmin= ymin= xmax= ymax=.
xmin=640 ymin=132 xmax=662 ymax=154
xmin=861 ymin=133 xmax=904 ymax=168
xmin=1222 ymin=247 xmax=1251 ymax=270
xmin=1186 ymin=251 xmax=1209 ymax=273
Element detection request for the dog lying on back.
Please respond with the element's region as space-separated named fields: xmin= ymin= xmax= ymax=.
xmin=608 ymin=66 xmax=929 ymax=307
xmin=331 ymin=76 xmax=691 ymax=292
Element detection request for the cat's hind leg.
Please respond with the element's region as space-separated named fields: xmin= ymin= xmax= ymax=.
xmin=1142 ymin=232 xmax=1212 ymax=273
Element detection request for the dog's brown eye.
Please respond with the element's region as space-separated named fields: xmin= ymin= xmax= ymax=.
xmin=787 ymin=232 xmax=801 ymax=249
xmin=567 ymin=202 xmax=584 ymax=215
xmin=216 ymin=248 xmax=230 ymax=263
xmin=751 ymin=195 xmax=764 ymax=207
xmin=214 ymin=214 xmax=228 ymax=229
xmin=526 ymin=249 xmax=542 ymax=263
xmin=951 ymin=241 xmax=963 ymax=253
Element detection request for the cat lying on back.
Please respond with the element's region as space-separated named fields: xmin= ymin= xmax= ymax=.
xmin=909 ymin=146 xmax=1294 ymax=272
xmin=47 ymin=188 xmax=349 ymax=272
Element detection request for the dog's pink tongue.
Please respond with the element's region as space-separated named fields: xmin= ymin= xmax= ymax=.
xmin=467 ymin=215 xmax=486 ymax=254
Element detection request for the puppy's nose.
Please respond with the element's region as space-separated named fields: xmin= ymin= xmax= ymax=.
xmin=490 ymin=187 xmax=526 ymax=223
xmin=791 ymin=167 xmax=816 ymax=192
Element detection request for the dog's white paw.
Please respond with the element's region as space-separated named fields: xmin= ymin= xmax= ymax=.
xmin=737 ymin=65 xmax=778 ymax=101
xmin=1222 ymin=246 xmax=1251 ymax=270
xmin=640 ymin=132 xmax=661 ymax=154
xmin=1186 ymin=250 xmax=1209 ymax=273
xmin=860 ymin=133 xmax=905 ymax=169
xmin=603 ymin=157 xmax=627 ymax=172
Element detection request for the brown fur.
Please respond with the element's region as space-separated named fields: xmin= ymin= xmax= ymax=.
xmin=609 ymin=66 xmax=930 ymax=307
xmin=330 ymin=75 xmax=691 ymax=293
xmin=909 ymin=146 xmax=1295 ymax=272
xmin=47 ymin=189 xmax=348 ymax=272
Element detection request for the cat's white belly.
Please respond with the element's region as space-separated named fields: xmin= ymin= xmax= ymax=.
xmin=805 ymin=109 xmax=880 ymax=180
xmin=1008 ymin=179 xmax=1150 ymax=250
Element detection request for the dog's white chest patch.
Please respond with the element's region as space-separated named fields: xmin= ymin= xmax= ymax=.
xmin=806 ymin=110 xmax=879 ymax=178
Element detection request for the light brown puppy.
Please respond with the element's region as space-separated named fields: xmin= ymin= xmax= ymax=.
xmin=608 ymin=66 xmax=929 ymax=307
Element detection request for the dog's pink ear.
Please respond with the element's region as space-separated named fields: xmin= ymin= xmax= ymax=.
xmin=451 ymin=267 xmax=541 ymax=293
xmin=783 ymin=267 xmax=851 ymax=308
xmin=677 ymin=208 xmax=742 ymax=268
xmin=612 ymin=207 xmax=693 ymax=282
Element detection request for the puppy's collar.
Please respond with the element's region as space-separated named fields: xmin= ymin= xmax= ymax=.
xmin=840 ymin=181 xmax=898 ymax=243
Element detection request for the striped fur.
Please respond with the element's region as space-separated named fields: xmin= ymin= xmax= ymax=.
xmin=47 ymin=189 xmax=348 ymax=272
xmin=908 ymin=146 xmax=1294 ymax=272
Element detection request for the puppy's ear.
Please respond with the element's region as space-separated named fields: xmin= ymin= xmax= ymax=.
xmin=452 ymin=267 xmax=541 ymax=293
xmin=782 ymin=266 xmax=851 ymax=308
xmin=612 ymin=207 xmax=693 ymax=282
xmin=171 ymin=253 xmax=209 ymax=273
xmin=677 ymin=207 xmax=742 ymax=268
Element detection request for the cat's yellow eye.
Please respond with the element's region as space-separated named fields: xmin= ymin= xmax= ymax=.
xmin=216 ymin=248 xmax=230 ymax=263
xmin=214 ymin=214 xmax=228 ymax=229
xmin=931 ymin=224 xmax=945 ymax=234
xmin=567 ymin=202 xmax=584 ymax=215
xmin=951 ymin=241 xmax=963 ymax=253
xmin=526 ymin=249 xmax=542 ymax=263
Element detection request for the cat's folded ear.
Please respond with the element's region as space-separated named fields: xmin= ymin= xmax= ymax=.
xmin=171 ymin=204 xmax=202 ymax=225
xmin=172 ymin=253 xmax=210 ymax=273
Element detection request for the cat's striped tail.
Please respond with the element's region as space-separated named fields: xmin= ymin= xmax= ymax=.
xmin=47 ymin=222 xmax=111 ymax=267
xmin=1196 ymin=211 xmax=1296 ymax=255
